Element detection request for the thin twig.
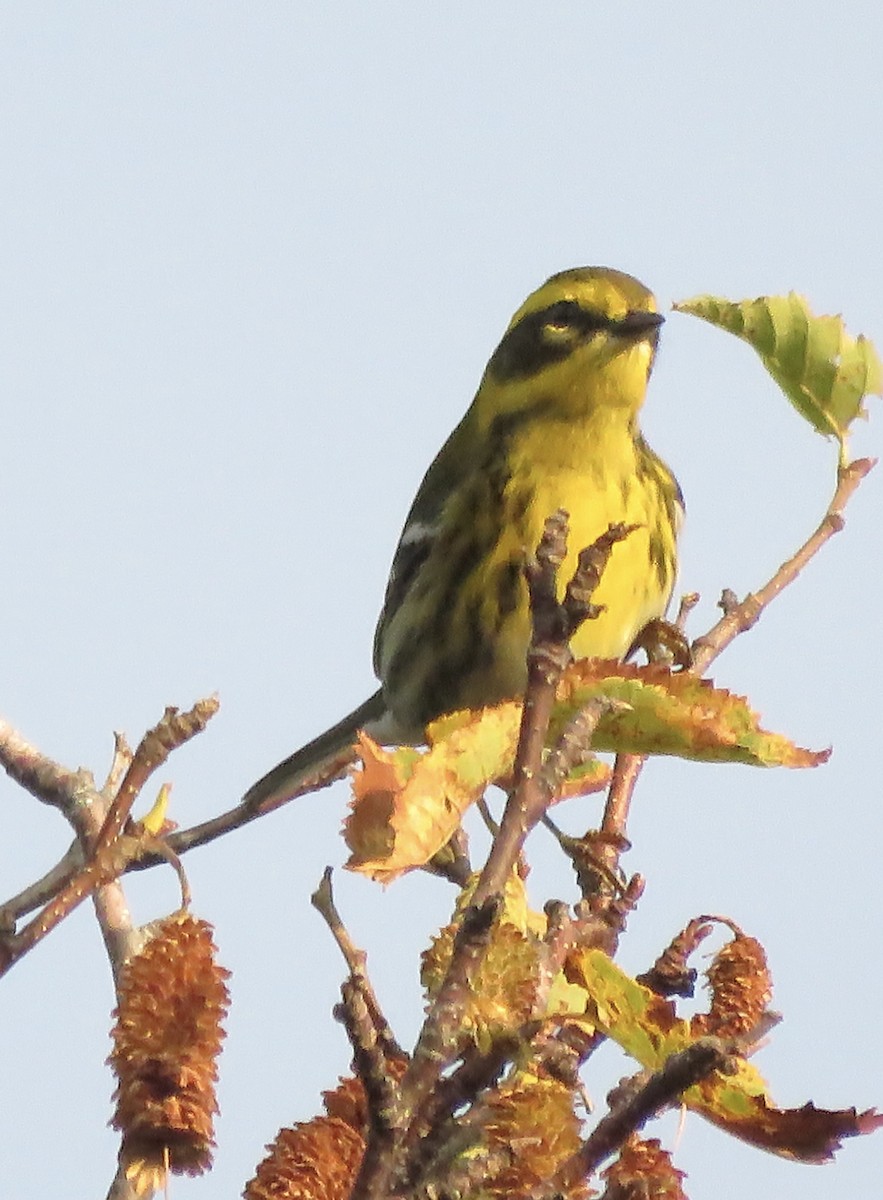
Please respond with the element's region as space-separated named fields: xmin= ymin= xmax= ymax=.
xmin=0 ymin=840 xmax=83 ymax=931
xmin=312 ymin=869 xmax=404 ymax=1064
xmin=126 ymin=746 xmax=356 ymax=866
xmin=542 ymin=697 xmax=627 ymax=795
xmin=102 ymin=732 xmax=134 ymax=797
xmin=0 ymin=700 xmax=218 ymax=979
xmin=573 ymin=457 xmax=875 ymax=894
xmin=690 ymin=457 xmax=874 ymax=674
xmin=530 ymin=900 xmax=577 ymax=1027
xmin=0 ymin=717 xmax=95 ymax=810
xmin=312 ymin=870 xmax=407 ymax=1200
xmin=473 ymin=521 xmax=635 ymax=911
xmin=595 ymin=752 xmax=646 ymax=874
xmin=335 ymin=979 xmax=402 ymax=1137
xmin=399 ymin=517 xmax=571 ymax=1125
xmin=394 ymin=1038 xmax=517 ymax=1196
xmin=675 ymin=591 xmax=700 ymax=629
xmin=0 ymin=771 xmax=138 ymax=979
xmin=93 ymin=700 xmax=219 ymax=856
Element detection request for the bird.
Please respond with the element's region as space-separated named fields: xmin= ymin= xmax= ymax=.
xmin=244 ymin=266 xmax=682 ymax=810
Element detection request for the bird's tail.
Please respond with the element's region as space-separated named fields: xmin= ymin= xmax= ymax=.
xmin=242 ymin=689 xmax=389 ymax=811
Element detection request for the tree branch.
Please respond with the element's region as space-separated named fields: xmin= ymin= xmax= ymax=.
xmin=390 ymin=516 xmax=636 ymax=1192
xmin=578 ymin=456 xmax=875 ymax=894
xmin=690 ymin=457 xmax=874 ymax=673
xmin=0 ymin=700 xmax=218 ymax=980
xmin=312 ymin=869 xmax=404 ymax=1064
xmin=533 ymin=1038 xmax=732 ymax=1195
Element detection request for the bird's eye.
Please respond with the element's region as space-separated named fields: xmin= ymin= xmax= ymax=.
xmin=542 ymin=300 xmax=583 ymax=338
xmin=544 ymin=300 xmax=580 ymax=331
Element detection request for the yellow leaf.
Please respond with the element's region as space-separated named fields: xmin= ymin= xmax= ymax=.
xmin=344 ymin=706 xmax=608 ymax=882
xmin=139 ymin=782 xmax=173 ymax=836
xmin=345 ymin=663 xmax=824 ymax=881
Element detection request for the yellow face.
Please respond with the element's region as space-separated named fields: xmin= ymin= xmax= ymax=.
xmin=474 ymin=267 xmax=663 ymax=427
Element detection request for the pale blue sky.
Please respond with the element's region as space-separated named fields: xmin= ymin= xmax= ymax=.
xmin=2 ymin=6 xmax=881 ymax=1198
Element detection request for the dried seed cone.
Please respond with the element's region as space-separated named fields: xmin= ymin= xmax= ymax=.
xmin=321 ymin=1075 xmax=371 ymax=1132
xmin=601 ymin=1135 xmax=686 ymax=1199
xmin=243 ymin=1116 xmax=364 ymax=1200
xmin=108 ymin=912 xmax=230 ymax=1193
xmin=638 ymin=917 xmax=714 ymax=998
xmin=694 ymin=933 xmax=773 ymax=1039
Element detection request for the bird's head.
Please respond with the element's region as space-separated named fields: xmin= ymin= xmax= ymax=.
xmin=477 ymin=267 xmax=664 ymax=427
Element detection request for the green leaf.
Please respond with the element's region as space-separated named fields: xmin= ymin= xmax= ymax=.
xmin=674 ymin=292 xmax=881 ymax=464
xmin=568 ymin=948 xmax=882 ymax=1162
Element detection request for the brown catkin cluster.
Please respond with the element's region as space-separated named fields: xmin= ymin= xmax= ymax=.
xmin=637 ymin=917 xmax=714 ymax=999
xmin=244 ymin=1078 xmax=371 ymax=1200
xmin=245 ymin=1061 xmax=585 ymax=1199
xmin=244 ymin=1115 xmax=365 ymax=1200
xmin=600 ymin=1135 xmax=687 ymax=1200
xmin=694 ymin=933 xmax=773 ymax=1039
xmin=108 ymin=912 xmax=230 ymax=1194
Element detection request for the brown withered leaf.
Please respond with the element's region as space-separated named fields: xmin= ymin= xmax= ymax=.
xmin=344 ymin=662 xmax=824 ymax=882
xmin=698 ymin=1096 xmax=883 ymax=1163
xmin=345 ymin=711 xmax=608 ymax=882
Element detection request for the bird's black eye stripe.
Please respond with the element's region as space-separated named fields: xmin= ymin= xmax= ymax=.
xmin=487 ymin=301 xmax=613 ymax=381
xmin=542 ymin=298 xmax=605 ymax=331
